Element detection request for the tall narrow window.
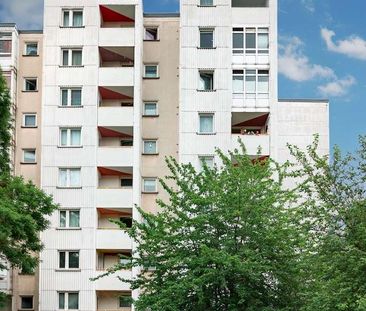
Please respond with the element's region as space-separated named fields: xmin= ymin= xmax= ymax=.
xmin=246 ymin=28 xmax=256 ymax=54
xmin=199 ymin=71 xmax=214 ymax=91
xmin=0 ymin=32 xmax=12 ymax=55
xmin=245 ymin=70 xmax=256 ymax=99
xmin=200 ymin=29 xmax=214 ymax=48
xmin=233 ymin=28 xmax=244 ymax=54
xmin=199 ymin=114 xmax=214 ymax=134
xmin=60 ymin=128 xmax=82 ymax=147
xmin=258 ymin=28 xmax=269 ymax=54
xmin=232 ymin=70 xmax=244 ymax=94
xmin=258 ymin=70 xmax=269 ymax=98
xmin=59 ymin=292 xmax=79 ymax=310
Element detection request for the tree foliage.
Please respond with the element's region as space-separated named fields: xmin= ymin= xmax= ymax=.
xmin=0 ymin=70 xmax=58 ymax=303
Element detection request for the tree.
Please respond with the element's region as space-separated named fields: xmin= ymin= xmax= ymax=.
xmin=0 ymin=70 xmax=58 ymax=305
xmin=288 ymin=136 xmax=366 ymax=311
xmin=103 ymin=144 xmax=305 ymax=311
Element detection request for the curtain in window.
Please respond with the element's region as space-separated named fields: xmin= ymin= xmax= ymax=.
xmin=68 ymin=293 xmax=79 ymax=310
xmin=245 ymin=75 xmax=256 ymax=98
xmin=61 ymin=89 xmax=68 ymax=106
xmin=62 ymin=50 xmax=69 ymax=66
xmin=73 ymin=11 xmax=83 ymax=27
xmin=69 ymin=211 xmax=80 ymax=227
xmin=59 ymin=293 xmax=65 ymax=309
xmin=144 ymin=180 xmax=156 ymax=192
xmin=233 ymin=75 xmax=244 ymax=93
xmin=59 ymin=169 xmax=67 ymax=187
xmin=145 ymin=66 xmax=157 ymax=77
xmin=199 ymin=115 xmax=213 ymax=133
xmin=25 ymin=115 xmax=35 ymax=126
xmin=60 ymin=130 xmax=68 ymax=146
xmin=144 ymin=141 xmax=156 ymax=154
xmin=258 ymin=76 xmax=269 ymax=93
xmin=258 ymin=33 xmax=269 ymax=49
xmin=69 ymin=169 xmax=80 ymax=187
xmin=70 ymin=129 xmax=81 ymax=146
xmin=68 ymin=252 xmax=79 ymax=268
xmin=200 ymin=74 xmax=213 ymax=90
xmin=63 ymin=11 xmax=70 ymax=26
xmin=59 ymin=211 xmax=67 ymax=227
xmin=26 ymin=44 xmax=37 ymax=55
xmin=24 ymin=150 xmax=35 ymax=163
xmin=144 ymin=103 xmax=156 ymax=115
xmin=200 ymin=0 xmax=213 ymax=5
xmin=72 ymin=51 xmax=82 ymax=66
xmin=71 ymin=90 xmax=81 ymax=106
xmin=0 ymin=40 xmax=12 ymax=54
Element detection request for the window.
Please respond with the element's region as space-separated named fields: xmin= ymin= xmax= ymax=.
xmin=200 ymin=0 xmax=214 ymax=5
xmin=143 ymin=140 xmax=158 ymax=154
xmin=199 ymin=71 xmax=214 ymax=91
xmin=0 ymin=32 xmax=12 ymax=55
xmin=25 ymin=43 xmax=38 ymax=56
xmin=62 ymin=9 xmax=83 ymax=27
xmin=61 ymin=88 xmax=82 ymax=106
xmin=232 ymin=69 xmax=269 ymax=99
xmin=200 ymin=29 xmax=214 ymax=48
xmin=120 ymin=139 xmax=133 ymax=147
xmin=59 ymin=251 xmax=79 ymax=269
xmin=144 ymin=27 xmax=158 ymax=41
xmin=59 ymin=210 xmax=80 ymax=228
xmin=199 ymin=114 xmax=214 ymax=134
xmin=23 ymin=114 xmax=37 ymax=127
xmin=143 ymin=102 xmax=158 ymax=116
xmin=143 ymin=178 xmax=157 ymax=193
xmin=59 ymin=292 xmax=79 ymax=310
xmin=24 ymin=78 xmax=37 ymax=91
xmin=21 ymin=296 xmax=33 ymax=310
xmin=58 ymin=168 xmax=81 ymax=188
xmin=62 ymin=49 xmax=82 ymax=66
xmin=144 ymin=64 xmax=158 ymax=78
xmin=22 ymin=149 xmax=36 ymax=164
xmin=232 ymin=27 xmax=269 ymax=54
xmin=121 ymin=178 xmax=133 ymax=188
xmin=120 ymin=216 xmax=132 ymax=228
xmin=60 ymin=128 xmax=82 ymax=147
xmin=199 ymin=156 xmax=214 ymax=169
xmin=119 ymin=295 xmax=132 ymax=308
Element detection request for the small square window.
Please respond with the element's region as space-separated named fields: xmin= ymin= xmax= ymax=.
xmin=199 ymin=71 xmax=214 ymax=91
xmin=143 ymin=102 xmax=158 ymax=116
xmin=21 ymin=296 xmax=33 ymax=310
xmin=200 ymin=29 xmax=214 ymax=48
xmin=144 ymin=27 xmax=159 ymax=41
xmin=23 ymin=114 xmax=37 ymax=127
xmin=24 ymin=78 xmax=37 ymax=91
xmin=144 ymin=65 xmax=158 ymax=78
xmin=199 ymin=114 xmax=214 ymax=134
xmin=199 ymin=156 xmax=214 ymax=169
xmin=23 ymin=149 xmax=36 ymax=163
xmin=25 ymin=43 xmax=38 ymax=56
xmin=143 ymin=140 xmax=157 ymax=154
xmin=143 ymin=178 xmax=157 ymax=193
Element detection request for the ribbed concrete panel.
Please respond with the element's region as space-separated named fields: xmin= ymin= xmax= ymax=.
xmin=56 ymin=28 xmax=99 ymax=46
xmin=96 ymin=229 xmax=132 ymax=250
xmin=40 ymin=290 xmax=95 ymax=311
xmin=41 ymin=230 xmax=95 ymax=251
xmin=40 ymin=248 xmax=95 ymax=270
xmin=94 ymin=270 xmax=132 ymax=291
xmin=40 ymin=271 xmax=96 ymax=290
xmin=96 ymin=189 xmax=133 ymax=208
xmin=98 ymin=107 xmax=134 ymax=127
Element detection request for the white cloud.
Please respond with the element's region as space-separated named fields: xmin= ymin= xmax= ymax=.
xmin=301 ymin=0 xmax=315 ymax=13
xmin=321 ymin=28 xmax=366 ymax=61
xmin=0 ymin=0 xmax=43 ymax=30
xmin=318 ymin=76 xmax=356 ymax=97
xmin=278 ymin=36 xmax=335 ymax=82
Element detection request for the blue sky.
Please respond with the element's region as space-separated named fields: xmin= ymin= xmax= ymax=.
xmin=0 ymin=0 xmax=365 ymax=153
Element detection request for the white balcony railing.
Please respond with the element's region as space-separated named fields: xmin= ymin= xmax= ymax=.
xmin=99 ymin=28 xmax=135 ymax=47
xmin=99 ymin=67 xmax=134 ymax=87
xmin=232 ymin=134 xmax=270 ymax=156
xmin=97 ymin=147 xmax=134 ymax=167
xmin=96 ymin=189 xmax=133 ymax=208
xmin=95 ymin=269 xmax=132 ymax=291
xmin=96 ymin=229 xmax=132 ymax=250
xmin=98 ymin=107 xmax=133 ymax=127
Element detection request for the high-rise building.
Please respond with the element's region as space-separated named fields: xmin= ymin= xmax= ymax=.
xmin=1 ymin=1 xmax=329 ymax=310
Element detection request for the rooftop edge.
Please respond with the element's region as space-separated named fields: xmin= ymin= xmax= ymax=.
xmin=278 ymin=99 xmax=329 ymax=103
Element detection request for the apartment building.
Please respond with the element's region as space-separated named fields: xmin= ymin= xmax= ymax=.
xmin=1 ymin=0 xmax=329 ymax=310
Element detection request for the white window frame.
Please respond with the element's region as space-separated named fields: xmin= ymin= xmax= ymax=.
xmin=142 ymin=178 xmax=157 ymax=193
xmin=58 ymin=250 xmax=80 ymax=270
xmin=58 ymin=292 xmax=79 ymax=310
xmin=232 ymin=69 xmax=269 ymax=99
xmin=198 ymin=70 xmax=214 ymax=91
xmin=23 ymin=113 xmax=37 ymax=127
xmin=199 ymin=155 xmax=215 ymax=170
xmin=144 ymin=64 xmax=159 ymax=78
xmin=59 ymin=127 xmax=82 ymax=147
xmin=58 ymin=168 xmax=81 ymax=188
xmin=24 ymin=77 xmax=38 ymax=91
xmin=61 ymin=48 xmax=83 ymax=66
xmin=59 ymin=210 xmax=80 ymax=229
xmin=24 ymin=42 xmax=38 ymax=56
xmin=198 ymin=113 xmax=215 ymax=134
xmin=199 ymin=28 xmax=214 ymax=48
xmin=143 ymin=102 xmax=158 ymax=116
xmin=22 ymin=149 xmax=36 ymax=164
xmin=144 ymin=27 xmax=159 ymax=41
xmin=60 ymin=87 xmax=82 ymax=107
xmin=62 ymin=9 xmax=84 ymax=27
xmin=142 ymin=139 xmax=158 ymax=155
xmin=232 ymin=26 xmax=269 ymax=55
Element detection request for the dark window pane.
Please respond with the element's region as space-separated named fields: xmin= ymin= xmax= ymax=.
xmin=119 ymin=296 xmax=132 ymax=308
xmin=200 ymin=31 xmax=213 ymax=48
xmin=246 ymin=33 xmax=256 ymax=49
xmin=25 ymin=79 xmax=37 ymax=91
xmin=69 ymin=252 xmax=79 ymax=269
xmin=121 ymin=179 xmax=133 ymax=187
xmin=233 ymin=33 xmax=243 ymax=49
xmin=121 ymin=140 xmax=133 ymax=146
xmin=59 ymin=252 xmax=66 ymax=269
xmin=59 ymin=293 xmax=65 ymax=309
xmin=120 ymin=217 xmax=133 ymax=228
xmin=68 ymin=293 xmax=79 ymax=310
xmin=21 ymin=297 xmax=33 ymax=309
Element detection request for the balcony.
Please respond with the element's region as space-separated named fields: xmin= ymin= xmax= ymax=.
xmin=232 ymin=0 xmax=270 ymax=24
xmin=99 ymin=28 xmax=134 ymax=47
xmin=95 ymin=270 xmax=132 ymax=291
xmin=97 ymin=147 xmax=134 ymax=167
xmin=97 ymin=229 xmax=132 ymax=250
xmin=97 ymin=189 xmax=133 ymax=208
xmin=97 ymin=291 xmax=132 ymax=311
xmin=232 ymin=112 xmax=270 ymax=156
xmin=98 ymin=107 xmax=133 ymax=127
xmin=99 ymin=67 xmax=134 ymax=87
xmin=99 ymin=4 xmax=135 ymax=28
